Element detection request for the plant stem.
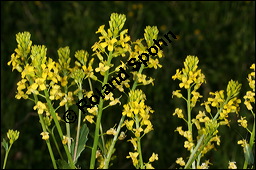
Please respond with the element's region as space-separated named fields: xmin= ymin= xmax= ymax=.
xmin=64 ymin=85 xmax=71 ymax=152
xmin=90 ymin=52 xmax=113 ymax=169
xmin=135 ymin=114 xmax=144 ymax=169
xmin=186 ymin=87 xmax=195 ymax=168
xmin=103 ymin=115 xmax=126 ymax=168
xmin=38 ymin=114 xmax=57 ymax=169
xmin=28 ymin=77 xmax=57 ymax=169
xmin=43 ymin=89 xmax=76 ymax=168
xmin=3 ymin=144 xmax=12 ymax=169
xmin=73 ymin=83 xmax=83 ymax=162
xmin=243 ymin=114 xmax=255 ymax=169
xmin=103 ymin=64 xmax=145 ymax=168
xmin=184 ymin=134 xmax=205 ymax=169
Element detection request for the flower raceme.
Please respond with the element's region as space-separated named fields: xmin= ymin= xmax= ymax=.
xmin=172 ymin=55 xmax=244 ymax=168
xmin=75 ymin=26 xmax=177 ymax=121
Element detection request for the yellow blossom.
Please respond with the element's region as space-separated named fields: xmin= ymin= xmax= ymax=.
xmin=100 ymin=38 xmax=117 ymax=51
xmin=118 ymin=131 xmax=126 ymax=140
xmin=124 ymin=120 xmax=134 ymax=130
xmin=95 ymin=62 xmax=110 ymax=76
xmin=172 ymin=90 xmax=183 ymax=98
xmin=228 ymin=161 xmax=237 ymax=169
xmin=126 ymin=152 xmax=139 ymax=166
xmin=40 ymin=132 xmax=49 ymax=140
xmin=149 ymin=153 xmax=158 ymax=162
xmin=173 ymin=108 xmax=184 ymax=119
xmin=62 ymin=136 xmax=72 ymax=145
xmin=7 ymin=129 xmax=20 ymax=144
xmin=87 ymin=106 xmax=98 ymax=115
xmin=83 ymin=115 xmax=94 ymax=124
xmin=33 ymin=101 xmax=47 ymax=114
xmin=184 ymin=141 xmax=194 ymax=151
xmin=176 ymin=157 xmax=185 ymax=166
xmin=106 ymin=128 xmax=117 ymax=135
xmin=109 ymin=98 xmax=121 ymax=106
xmin=144 ymin=163 xmax=154 ymax=169
xmin=238 ymin=117 xmax=247 ymax=128
xmin=128 ymin=138 xmax=137 ymax=150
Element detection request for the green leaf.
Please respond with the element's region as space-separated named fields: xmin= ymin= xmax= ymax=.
xmin=2 ymin=138 xmax=9 ymax=151
xmin=71 ymin=124 xmax=89 ymax=163
xmin=56 ymin=159 xmax=72 ymax=169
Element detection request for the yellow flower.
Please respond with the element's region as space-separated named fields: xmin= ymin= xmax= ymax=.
xmin=133 ymin=127 xmax=143 ymax=137
xmin=40 ymin=132 xmax=49 ymax=140
xmin=21 ymin=64 xmax=35 ymax=78
xmin=184 ymin=141 xmax=194 ymax=151
xmin=126 ymin=152 xmax=139 ymax=166
xmin=49 ymin=85 xmax=64 ymax=100
xmin=83 ymin=115 xmax=94 ymax=124
xmin=172 ymin=90 xmax=183 ymax=98
xmin=26 ymin=83 xmax=39 ymax=95
xmin=175 ymin=126 xmax=184 ymax=136
xmin=122 ymin=104 xmax=133 ymax=117
xmin=179 ymin=76 xmax=193 ymax=89
xmin=238 ymin=117 xmax=247 ymax=128
xmin=149 ymin=152 xmax=158 ymax=162
xmin=144 ymin=163 xmax=154 ymax=169
xmin=100 ymin=38 xmax=117 ymax=51
xmin=176 ymin=157 xmax=185 ymax=166
xmin=62 ymin=136 xmax=71 ymax=145
xmin=7 ymin=129 xmax=20 ymax=144
xmin=124 ymin=120 xmax=134 ymax=130
xmin=109 ymin=98 xmax=121 ymax=106
xmin=118 ymin=131 xmax=126 ymax=140
xmin=237 ymin=139 xmax=247 ymax=147
xmin=173 ymin=108 xmax=184 ymax=119
xmin=106 ymin=128 xmax=117 ymax=135
xmin=197 ymin=160 xmax=211 ymax=169
xmin=33 ymin=101 xmax=47 ymax=114
xmin=228 ymin=161 xmax=237 ymax=169
xmin=128 ymin=138 xmax=137 ymax=150
xmin=95 ymin=63 xmax=110 ymax=76
xmin=87 ymin=106 xmax=98 ymax=115
xmin=35 ymin=78 xmax=47 ymax=91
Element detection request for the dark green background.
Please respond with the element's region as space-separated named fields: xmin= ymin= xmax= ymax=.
xmin=1 ymin=1 xmax=255 ymax=169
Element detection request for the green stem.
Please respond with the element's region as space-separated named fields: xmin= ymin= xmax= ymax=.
xmin=50 ymin=127 xmax=64 ymax=160
xmin=243 ymin=114 xmax=255 ymax=169
xmin=103 ymin=64 xmax=145 ymax=168
xmin=184 ymin=134 xmax=205 ymax=169
xmin=90 ymin=51 xmax=113 ymax=169
xmin=135 ymin=114 xmax=144 ymax=169
xmin=186 ymin=87 xmax=195 ymax=168
xmin=3 ymin=144 xmax=12 ymax=169
xmin=103 ymin=115 xmax=126 ymax=168
xmin=89 ymin=78 xmax=106 ymax=155
xmin=73 ymin=84 xmax=83 ymax=162
xmin=64 ymin=85 xmax=71 ymax=152
xmin=43 ymin=89 xmax=76 ymax=169
xmin=103 ymin=63 xmax=145 ymax=168
xmin=27 ymin=77 xmax=57 ymax=169
xmin=39 ymin=114 xmax=57 ymax=169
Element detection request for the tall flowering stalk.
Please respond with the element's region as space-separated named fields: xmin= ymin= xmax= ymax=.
xmin=172 ymin=56 xmax=242 ymax=169
xmin=237 ymin=64 xmax=255 ymax=169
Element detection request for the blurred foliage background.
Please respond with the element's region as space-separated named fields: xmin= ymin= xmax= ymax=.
xmin=1 ymin=1 xmax=255 ymax=169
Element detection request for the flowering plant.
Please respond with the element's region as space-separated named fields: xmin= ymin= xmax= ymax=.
xmin=3 ymin=12 xmax=255 ymax=169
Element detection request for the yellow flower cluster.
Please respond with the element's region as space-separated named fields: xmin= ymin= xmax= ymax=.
xmin=122 ymin=89 xmax=154 ymax=137
xmin=175 ymin=126 xmax=194 ymax=151
xmin=243 ymin=64 xmax=255 ymax=111
xmin=7 ymin=129 xmax=20 ymax=145
xmin=172 ymin=55 xmax=206 ymax=90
